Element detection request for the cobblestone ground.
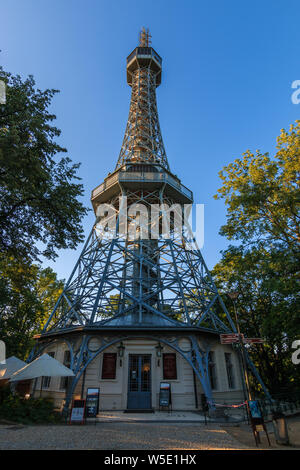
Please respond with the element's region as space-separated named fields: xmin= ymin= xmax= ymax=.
xmin=0 ymin=422 xmax=251 ymax=450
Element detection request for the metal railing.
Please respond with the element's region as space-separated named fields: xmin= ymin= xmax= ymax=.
xmin=257 ymin=392 xmax=300 ymax=419
xmin=92 ymin=171 xmax=193 ymax=200
xmin=127 ymin=47 xmax=162 ymax=65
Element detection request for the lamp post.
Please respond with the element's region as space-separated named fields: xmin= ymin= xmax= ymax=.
xmin=227 ymin=291 xmax=252 ymax=402
xmin=117 ymin=342 xmax=125 ymax=366
xmin=156 ymin=343 xmax=163 ymax=366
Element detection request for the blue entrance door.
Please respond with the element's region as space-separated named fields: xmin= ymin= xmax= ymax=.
xmin=127 ymin=354 xmax=152 ymax=409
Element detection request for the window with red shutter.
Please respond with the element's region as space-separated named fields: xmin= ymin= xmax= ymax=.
xmin=101 ymin=353 xmax=117 ymax=379
xmin=163 ymin=353 xmax=177 ymax=380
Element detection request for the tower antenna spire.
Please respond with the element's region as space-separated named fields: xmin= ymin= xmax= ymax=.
xmin=139 ymin=27 xmax=152 ymax=47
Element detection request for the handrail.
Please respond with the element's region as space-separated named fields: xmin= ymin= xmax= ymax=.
xmin=127 ymin=48 xmax=162 ymax=65
xmin=92 ymin=171 xmax=192 ymax=200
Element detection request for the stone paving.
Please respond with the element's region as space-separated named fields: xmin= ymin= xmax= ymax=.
xmin=89 ymin=409 xmax=244 ymax=423
xmin=92 ymin=410 xmax=210 ymax=423
xmin=0 ymin=421 xmax=250 ymax=450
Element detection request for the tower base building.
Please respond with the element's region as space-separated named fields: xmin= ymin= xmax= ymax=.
xmin=33 ymin=331 xmax=245 ymax=412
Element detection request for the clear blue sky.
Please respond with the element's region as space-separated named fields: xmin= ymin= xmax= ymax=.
xmin=1 ymin=0 xmax=299 ymax=281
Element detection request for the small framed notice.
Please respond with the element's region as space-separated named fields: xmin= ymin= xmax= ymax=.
xmin=160 ymin=382 xmax=171 ymax=390
xmin=255 ymin=424 xmax=264 ymax=432
xmin=248 ymin=400 xmax=262 ymax=419
xmin=69 ymin=399 xmax=86 ymax=424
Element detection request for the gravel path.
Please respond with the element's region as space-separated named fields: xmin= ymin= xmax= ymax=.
xmin=0 ymin=422 xmax=249 ymax=450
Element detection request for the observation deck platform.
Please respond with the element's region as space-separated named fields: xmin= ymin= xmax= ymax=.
xmin=91 ymin=164 xmax=193 ymax=211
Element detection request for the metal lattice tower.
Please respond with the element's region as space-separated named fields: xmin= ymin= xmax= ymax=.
xmin=32 ymin=30 xmax=269 ymax=412
xmin=116 ymin=28 xmax=169 ymax=170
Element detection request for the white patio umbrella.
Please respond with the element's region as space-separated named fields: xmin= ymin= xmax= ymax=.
xmin=0 ymin=356 xmax=27 ymax=380
xmin=9 ymin=353 xmax=74 ymax=382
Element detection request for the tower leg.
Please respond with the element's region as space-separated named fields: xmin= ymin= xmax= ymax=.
xmin=62 ymin=335 xmax=90 ymax=416
xmin=189 ymin=336 xmax=216 ymax=414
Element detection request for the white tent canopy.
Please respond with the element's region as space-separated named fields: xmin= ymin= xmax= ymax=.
xmin=0 ymin=356 xmax=27 ymax=380
xmin=9 ymin=353 xmax=75 ymax=382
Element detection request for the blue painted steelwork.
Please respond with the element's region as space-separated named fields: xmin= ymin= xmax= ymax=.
xmin=32 ymin=31 xmax=270 ymax=413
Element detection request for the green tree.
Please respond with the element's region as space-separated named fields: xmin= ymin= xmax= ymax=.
xmin=215 ymin=121 xmax=300 ymax=252
xmin=0 ymin=257 xmax=64 ymax=359
xmin=212 ymin=246 xmax=300 ymax=394
xmin=0 ymin=68 xmax=89 ymax=263
xmin=213 ymin=121 xmax=300 ymax=394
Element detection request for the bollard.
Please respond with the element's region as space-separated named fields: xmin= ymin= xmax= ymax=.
xmin=272 ymin=412 xmax=290 ymax=445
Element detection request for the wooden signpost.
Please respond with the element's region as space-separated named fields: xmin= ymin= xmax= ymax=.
xmin=220 ymin=332 xmax=269 ymax=446
xmin=220 ymin=334 xmax=264 ymax=345
xmin=220 ymin=333 xmax=242 ymax=344
xmin=247 ymin=400 xmax=271 ymax=447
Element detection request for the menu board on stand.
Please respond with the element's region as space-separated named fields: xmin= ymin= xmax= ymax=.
xmin=159 ymin=382 xmax=172 ymax=413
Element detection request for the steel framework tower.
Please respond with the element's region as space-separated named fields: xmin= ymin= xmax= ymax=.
xmin=32 ymin=29 xmax=269 ymax=412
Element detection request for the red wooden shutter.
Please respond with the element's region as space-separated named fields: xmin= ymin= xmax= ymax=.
xmin=163 ymin=353 xmax=177 ymax=380
xmin=101 ymin=353 xmax=117 ymax=379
